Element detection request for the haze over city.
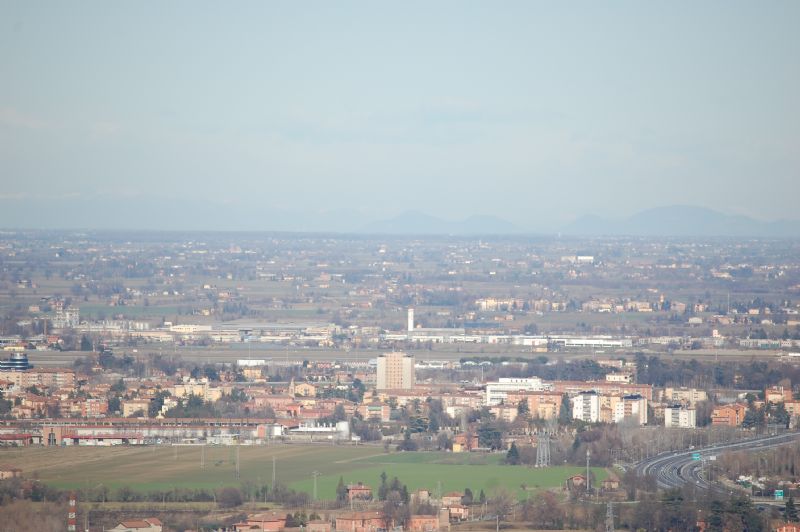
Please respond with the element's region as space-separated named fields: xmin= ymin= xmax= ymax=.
xmin=3 ymin=4 xmax=800 ymax=531
xmin=2 ymin=2 xmax=799 ymax=233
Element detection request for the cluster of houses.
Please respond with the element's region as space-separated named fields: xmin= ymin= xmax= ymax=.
xmin=3 ymin=349 xmax=800 ymax=450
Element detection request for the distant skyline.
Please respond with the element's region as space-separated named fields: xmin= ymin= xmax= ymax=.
xmin=1 ymin=2 xmax=798 ymax=231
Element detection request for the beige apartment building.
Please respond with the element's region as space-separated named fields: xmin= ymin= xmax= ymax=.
xmin=0 ymin=368 xmax=75 ymax=390
xmin=376 ymin=352 xmax=415 ymax=390
xmin=662 ymin=387 xmax=708 ymax=406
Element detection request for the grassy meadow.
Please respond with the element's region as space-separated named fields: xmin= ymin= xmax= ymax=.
xmin=2 ymin=445 xmax=606 ymax=500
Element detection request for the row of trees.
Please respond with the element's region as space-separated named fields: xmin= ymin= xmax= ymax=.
xmin=0 ymin=477 xmax=311 ymax=509
xmin=462 ymin=353 xmax=800 ymax=393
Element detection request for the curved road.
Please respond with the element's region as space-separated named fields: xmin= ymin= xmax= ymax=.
xmin=635 ymin=432 xmax=800 ymax=494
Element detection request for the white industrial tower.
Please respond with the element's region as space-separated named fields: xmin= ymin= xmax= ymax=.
xmin=407 ymin=308 xmax=414 ymax=332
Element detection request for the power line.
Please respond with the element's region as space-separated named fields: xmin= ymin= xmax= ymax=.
xmin=605 ymin=502 xmax=615 ymax=532
xmin=312 ymin=471 xmax=320 ymax=501
xmin=235 ymin=445 xmax=240 ymax=480
xmin=535 ymin=431 xmax=550 ymax=467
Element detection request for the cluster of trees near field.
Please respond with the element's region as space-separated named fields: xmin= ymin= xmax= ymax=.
xmin=458 ymin=354 xmax=800 ymax=393
xmin=0 ymin=467 xmax=789 ymax=531
xmin=511 ymin=487 xmax=770 ymax=531
xmin=0 ymin=476 xmax=311 ymax=508
xmin=717 ymin=443 xmax=800 ymax=486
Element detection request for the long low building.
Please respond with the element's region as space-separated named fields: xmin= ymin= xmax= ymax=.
xmin=548 ymin=336 xmax=634 ymax=348
xmin=552 ymin=380 xmax=653 ymax=401
xmin=0 ymin=418 xmax=275 ymax=446
xmin=485 ymin=377 xmax=552 ymax=406
xmin=0 ymin=367 xmax=75 ymax=389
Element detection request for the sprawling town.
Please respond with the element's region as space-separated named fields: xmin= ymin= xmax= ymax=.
xmin=1 ymin=232 xmax=800 ymax=531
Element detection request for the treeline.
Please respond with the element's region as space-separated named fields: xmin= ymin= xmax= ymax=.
xmin=622 ymin=488 xmax=767 ymax=531
xmin=460 ymin=356 xmax=612 ymax=382
xmin=633 ymin=354 xmax=798 ymax=390
xmin=718 ymin=443 xmax=800 ymax=486
xmin=0 ymin=478 xmax=311 ymax=509
xmin=461 ymin=354 xmax=800 ymax=391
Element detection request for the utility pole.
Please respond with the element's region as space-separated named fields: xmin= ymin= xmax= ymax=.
xmin=201 ymin=445 xmax=205 ymax=469
xmin=235 ymin=445 xmax=240 ymax=480
xmin=586 ymin=449 xmax=591 ymax=493
xmin=272 ymin=455 xmax=276 ymax=489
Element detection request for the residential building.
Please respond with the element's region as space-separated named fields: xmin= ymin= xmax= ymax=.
xmin=346 ymin=482 xmax=372 ymax=501
xmin=356 ymin=400 xmax=391 ymax=422
xmin=664 ymin=406 xmax=697 ymax=428
xmin=489 ymin=404 xmax=518 ymax=423
xmin=613 ymin=394 xmax=648 ymax=425
xmin=411 ymin=489 xmax=432 ymax=505
xmin=407 ymin=515 xmax=440 ymax=531
xmin=376 ymin=352 xmax=415 ymax=390
xmin=601 ymin=478 xmax=620 ymax=491
xmin=452 ymin=432 xmax=477 ymax=453
xmin=553 ymin=380 xmax=653 ymax=401
xmin=446 ymin=503 xmax=470 ymax=521
xmin=662 ymin=387 xmax=708 ymax=406
xmin=505 ymin=391 xmax=563 ymax=420
xmin=572 ymin=391 xmax=600 ymax=423
xmin=107 ymin=518 xmax=162 ymax=532
xmin=171 ymin=379 xmax=226 ymax=401
xmin=293 ymin=382 xmax=317 ymax=397
xmin=485 ymin=377 xmax=550 ymax=406
xmin=81 ymin=398 xmax=109 ymax=418
xmin=335 ymin=511 xmax=385 ymax=532
xmin=766 ymin=385 xmax=793 ymax=404
xmin=711 ymin=403 xmax=748 ymax=426
xmin=0 ymin=367 xmax=75 ymax=389
xmin=566 ymin=474 xmax=587 ymax=490
xmin=232 ymin=512 xmax=286 ymax=532
xmin=441 ymin=492 xmax=463 ymax=507
xmin=121 ymin=399 xmax=150 ymax=418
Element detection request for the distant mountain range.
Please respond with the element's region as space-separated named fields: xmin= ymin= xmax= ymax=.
xmin=563 ymin=205 xmax=800 ymax=238
xmin=366 ymin=206 xmax=800 ymax=237
xmin=363 ymin=210 xmax=523 ymax=235
xmin=1 ymin=195 xmax=797 ymax=237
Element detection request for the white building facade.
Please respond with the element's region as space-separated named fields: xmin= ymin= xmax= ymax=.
xmin=485 ymin=377 xmax=551 ymax=406
xmin=572 ymin=391 xmax=600 ymax=423
xmin=664 ymin=406 xmax=696 ymax=428
xmin=613 ymin=394 xmax=648 ymax=425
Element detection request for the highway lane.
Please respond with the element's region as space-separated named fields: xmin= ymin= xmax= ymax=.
xmin=635 ymin=431 xmax=800 ymax=494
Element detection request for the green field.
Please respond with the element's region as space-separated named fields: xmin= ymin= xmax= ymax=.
xmin=3 ymin=445 xmax=605 ymax=500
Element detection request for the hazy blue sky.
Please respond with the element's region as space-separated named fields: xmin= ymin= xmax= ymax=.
xmin=1 ymin=2 xmax=798 ymax=231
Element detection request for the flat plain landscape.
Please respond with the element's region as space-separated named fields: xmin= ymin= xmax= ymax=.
xmin=2 ymin=444 xmax=606 ymax=500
